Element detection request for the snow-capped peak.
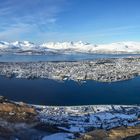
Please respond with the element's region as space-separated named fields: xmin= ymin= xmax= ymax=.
xmin=0 ymin=41 xmax=10 ymax=49
xmin=40 ymin=41 xmax=140 ymax=53
xmin=41 ymin=41 xmax=91 ymax=50
xmin=97 ymin=41 xmax=140 ymax=53
xmin=0 ymin=40 xmax=140 ymax=54
xmin=10 ymin=41 xmax=36 ymax=50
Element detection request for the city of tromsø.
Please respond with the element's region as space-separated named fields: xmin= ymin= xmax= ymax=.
xmin=1 ymin=0 xmax=140 ymax=140
xmin=1 ymin=41 xmax=140 ymax=140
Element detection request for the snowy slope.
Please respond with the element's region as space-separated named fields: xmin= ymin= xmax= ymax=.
xmin=42 ymin=133 xmax=73 ymax=140
xmin=41 ymin=41 xmax=140 ymax=53
xmin=95 ymin=42 xmax=140 ymax=53
xmin=0 ymin=41 xmax=38 ymax=50
xmin=35 ymin=105 xmax=140 ymax=133
xmin=0 ymin=41 xmax=10 ymax=49
xmin=0 ymin=41 xmax=140 ymax=54
xmin=11 ymin=41 xmax=37 ymax=50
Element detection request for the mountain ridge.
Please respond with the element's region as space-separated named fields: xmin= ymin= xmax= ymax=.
xmin=0 ymin=41 xmax=140 ymax=54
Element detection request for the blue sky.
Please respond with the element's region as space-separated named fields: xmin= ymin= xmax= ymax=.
xmin=0 ymin=0 xmax=140 ymax=44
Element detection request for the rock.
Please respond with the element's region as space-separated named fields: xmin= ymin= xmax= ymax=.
xmin=0 ymin=96 xmax=37 ymax=123
xmin=77 ymin=126 xmax=140 ymax=140
xmin=0 ymin=96 xmax=40 ymax=139
xmin=0 ymin=96 xmax=7 ymax=103
xmin=77 ymin=130 xmax=108 ymax=140
xmin=124 ymin=134 xmax=140 ymax=140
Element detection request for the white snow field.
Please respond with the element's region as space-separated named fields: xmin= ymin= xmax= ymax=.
xmin=1 ymin=41 xmax=140 ymax=54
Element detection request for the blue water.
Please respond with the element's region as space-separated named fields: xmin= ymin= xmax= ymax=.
xmin=0 ymin=54 xmax=140 ymax=105
xmin=0 ymin=54 xmax=140 ymax=62
xmin=0 ymin=76 xmax=140 ymax=106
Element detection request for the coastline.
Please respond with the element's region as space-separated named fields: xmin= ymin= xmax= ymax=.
xmin=1 ymin=96 xmax=140 ymax=139
xmin=0 ymin=57 xmax=140 ymax=82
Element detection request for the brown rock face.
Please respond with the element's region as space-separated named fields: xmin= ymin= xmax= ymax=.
xmin=0 ymin=96 xmax=37 ymax=123
xmin=78 ymin=126 xmax=140 ymax=140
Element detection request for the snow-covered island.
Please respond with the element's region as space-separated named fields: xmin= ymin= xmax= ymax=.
xmin=1 ymin=41 xmax=140 ymax=54
xmin=0 ymin=57 xmax=140 ymax=82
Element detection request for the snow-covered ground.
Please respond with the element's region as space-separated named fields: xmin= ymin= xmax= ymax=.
xmin=26 ymin=105 xmax=140 ymax=140
xmin=34 ymin=105 xmax=140 ymax=134
xmin=1 ymin=41 xmax=140 ymax=54
xmin=42 ymin=133 xmax=74 ymax=140
xmin=2 ymin=103 xmax=140 ymax=140
xmin=0 ymin=58 xmax=140 ymax=82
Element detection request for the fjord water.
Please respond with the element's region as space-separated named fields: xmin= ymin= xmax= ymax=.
xmin=1 ymin=53 xmax=140 ymax=106
xmin=1 ymin=53 xmax=140 ymax=62
xmin=0 ymin=76 xmax=140 ymax=106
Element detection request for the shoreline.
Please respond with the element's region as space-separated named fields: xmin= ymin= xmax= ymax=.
xmin=0 ymin=57 xmax=140 ymax=82
xmin=1 ymin=96 xmax=140 ymax=139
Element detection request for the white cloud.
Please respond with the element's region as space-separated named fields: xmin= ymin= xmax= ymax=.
xmin=0 ymin=0 xmax=68 ymax=41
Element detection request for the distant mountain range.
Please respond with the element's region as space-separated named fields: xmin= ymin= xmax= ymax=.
xmin=0 ymin=41 xmax=140 ymax=54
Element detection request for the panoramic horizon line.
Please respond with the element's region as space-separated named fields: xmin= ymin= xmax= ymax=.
xmin=1 ymin=40 xmax=140 ymax=45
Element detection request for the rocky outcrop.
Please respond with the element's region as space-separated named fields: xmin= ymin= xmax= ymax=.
xmin=77 ymin=126 xmax=140 ymax=140
xmin=1 ymin=96 xmax=140 ymax=139
xmin=0 ymin=96 xmax=41 ymax=139
xmin=0 ymin=96 xmax=37 ymax=123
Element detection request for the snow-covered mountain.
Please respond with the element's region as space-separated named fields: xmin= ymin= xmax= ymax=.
xmin=41 ymin=41 xmax=140 ymax=53
xmin=0 ymin=41 xmax=140 ymax=54
xmin=11 ymin=41 xmax=37 ymax=50
xmin=0 ymin=41 xmax=10 ymax=49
